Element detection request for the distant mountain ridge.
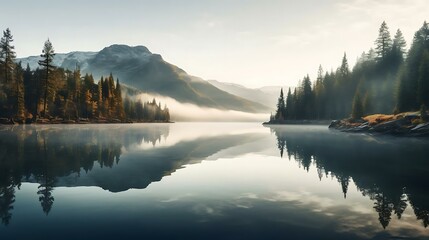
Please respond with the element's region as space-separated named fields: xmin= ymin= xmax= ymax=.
xmin=208 ymin=80 xmax=291 ymax=110
xmin=17 ymin=44 xmax=270 ymax=113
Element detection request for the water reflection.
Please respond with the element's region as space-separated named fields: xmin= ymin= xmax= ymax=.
xmin=0 ymin=124 xmax=263 ymax=225
xmin=0 ymin=124 xmax=170 ymax=223
xmin=270 ymin=125 xmax=429 ymax=229
xmin=1 ymin=123 xmax=429 ymax=239
xmin=0 ymin=177 xmax=14 ymax=225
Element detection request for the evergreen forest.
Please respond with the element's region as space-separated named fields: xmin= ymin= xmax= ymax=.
xmin=271 ymin=21 xmax=429 ymax=122
xmin=0 ymin=29 xmax=170 ymax=124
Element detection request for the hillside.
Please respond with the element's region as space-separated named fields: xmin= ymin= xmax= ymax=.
xmin=17 ymin=45 xmax=270 ymax=113
xmin=208 ymin=80 xmax=290 ymax=110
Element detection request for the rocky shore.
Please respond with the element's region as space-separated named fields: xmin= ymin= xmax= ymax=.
xmin=329 ymin=113 xmax=429 ymax=137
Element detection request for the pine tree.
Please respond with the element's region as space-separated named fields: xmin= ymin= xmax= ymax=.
xmin=339 ymin=53 xmax=350 ymax=78
xmin=64 ymin=69 xmax=79 ymax=119
xmin=15 ymin=63 xmax=25 ymax=120
xmin=115 ymin=79 xmax=125 ymax=120
xmin=164 ymin=105 xmax=170 ymax=122
xmin=396 ymin=68 xmax=413 ymax=112
xmin=73 ymin=68 xmax=81 ymax=116
xmin=23 ymin=63 xmax=33 ymax=112
xmin=83 ymin=89 xmax=92 ymax=118
xmin=301 ymin=75 xmax=313 ymax=119
xmin=397 ymin=22 xmax=429 ymax=111
xmin=337 ymin=53 xmax=352 ymax=117
xmin=292 ymin=88 xmax=298 ymax=119
xmin=392 ymin=29 xmax=407 ymax=58
xmin=0 ymin=28 xmax=16 ymax=84
xmin=108 ymin=73 xmax=115 ymax=98
xmin=38 ymin=39 xmax=56 ymax=117
xmin=0 ymin=28 xmax=17 ymax=117
xmin=367 ymin=48 xmax=376 ymax=61
xmin=275 ymin=88 xmax=285 ymax=120
xmin=375 ymin=21 xmax=393 ymax=61
xmin=314 ymin=65 xmax=325 ymax=119
xmin=135 ymin=100 xmax=144 ymax=120
xmin=80 ymin=74 xmax=95 ymax=118
xmin=101 ymin=76 xmax=107 ymax=99
xmin=418 ymin=50 xmax=429 ymax=106
xmin=97 ymin=79 xmax=103 ymax=117
xmin=285 ymin=88 xmax=293 ymax=120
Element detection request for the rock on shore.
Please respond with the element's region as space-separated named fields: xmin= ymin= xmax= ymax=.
xmin=329 ymin=113 xmax=429 ymax=136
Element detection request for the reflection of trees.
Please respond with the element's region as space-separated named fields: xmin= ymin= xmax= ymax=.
xmin=270 ymin=126 xmax=429 ymax=229
xmin=0 ymin=129 xmax=21 ymax=226
xmin=0 ymin=124 xmax=170 ymax=225
xmin=393 ymin=193 xmax=407 ymax=220
xmin=414 ymin=207 xmax=429 ymax=228
xmin=37 ymin=176 xmax=55 ymax=215
xmin=276 ymin=134 xmax=286 ymax=158
xmin=373 ymin=193 xmax=393 ymax=229
xmin=36 ymin=132 xmax=56 ymax=215
xmin=409 ymin=194 xmax=429 ymax=228
xmin=0 ymin=124 xmax=259 ymax=225
xmin=0 ymin=179 xmax=15 ymax=226
xmin=338 ymin=175 xmax=350 ymax=199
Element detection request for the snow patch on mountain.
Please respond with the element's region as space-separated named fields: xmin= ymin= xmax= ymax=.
xmin=60 ymin=52 xmax=97 ymax=71
xmin=17 ymin=52 xmax=96 ymax=71
xmin=16 ymin=45 xmax=152 ymax=71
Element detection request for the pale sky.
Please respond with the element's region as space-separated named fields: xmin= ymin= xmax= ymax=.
xmin=1 ymin=0 xmax=428 ymax=88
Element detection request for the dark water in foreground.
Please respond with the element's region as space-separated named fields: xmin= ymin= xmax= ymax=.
xmin=0 ymin=123 xmax=428 ymax=240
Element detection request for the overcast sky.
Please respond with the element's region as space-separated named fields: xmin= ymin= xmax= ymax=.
xmin=1 ymin=0 xmax=428 ymax=88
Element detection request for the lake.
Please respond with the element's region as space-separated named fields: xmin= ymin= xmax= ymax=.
xmin=0 ymin=123 xmax=428 ymax=239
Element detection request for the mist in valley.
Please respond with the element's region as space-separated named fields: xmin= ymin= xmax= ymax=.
xmin=137 ymin=93 xmax=269 ymax=122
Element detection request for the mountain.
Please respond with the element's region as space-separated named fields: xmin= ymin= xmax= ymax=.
xmin=17 ymin=45 xmax=270 ymax=113
xmin=208 ymin=80 xmax=290 ymax=110
xmin=258 ymin=86 xmax=292 ymax=96
xmin=19 ymin=51 xmax=97 ymax=70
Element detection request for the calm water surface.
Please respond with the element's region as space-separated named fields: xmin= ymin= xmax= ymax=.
xmin=0 ymin=123 xmax=428 ymax=239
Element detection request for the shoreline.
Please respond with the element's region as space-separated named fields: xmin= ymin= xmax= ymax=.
xmin=263 ymin=113 xmax=429 ymax=137
xmin=328 ymin=114 xmax=429 ymax=137
xmin=263 ymin=120 xmax=332 ymax=125
xmin=0 ymin=117 xmax=173 ymax=125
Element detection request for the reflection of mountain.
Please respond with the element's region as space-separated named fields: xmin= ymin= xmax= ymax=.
xmin=0 ymin=124 xmax=169 ymax=224
xmin=0 ymin=124 xmax=262 ymax=225
xmin=269 ymin=126 xmax=429 ymax=229
xmin=62 ymin=132 xmax=262 ymax=192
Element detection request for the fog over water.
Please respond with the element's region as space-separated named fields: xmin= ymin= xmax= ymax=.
xmin=138 ymin=93 xmax=269 ymax=121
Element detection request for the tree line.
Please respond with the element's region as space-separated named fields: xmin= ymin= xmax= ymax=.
xmin=271 ymin=21 xmax=429 ymax=121
xmin=0 ymin=28 xmax=170 ymax=123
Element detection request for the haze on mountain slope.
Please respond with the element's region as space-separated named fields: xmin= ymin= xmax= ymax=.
xmin=17 ymin=44 xmax=271 ymax=116
xmin=208 ymin=80 xmax=291 ymax=110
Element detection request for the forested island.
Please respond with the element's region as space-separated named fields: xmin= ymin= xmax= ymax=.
xmin=0 ymin=28 xmax=170 ymax=124
xmin=266 ymin=21 xmax=429 ymax=135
